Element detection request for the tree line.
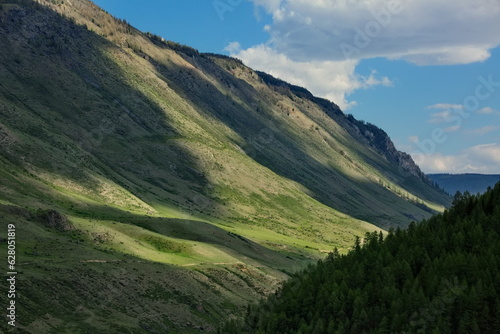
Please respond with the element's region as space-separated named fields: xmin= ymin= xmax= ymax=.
xmin=221 ymin=184 xmax=500 ymax=333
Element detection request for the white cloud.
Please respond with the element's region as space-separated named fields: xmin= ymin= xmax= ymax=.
xmin=427 ymin=104 xmax=500 ymax=116
xmin=398 ymin=46 xmax=491 ymax=66
xmin=233 ymin=0 xmax=500 ymax=110
xmin=476 ymin=106 xmax=498 ymax=114
xmin=427 ymin=104 xmax=464 ymax=110
xmin=428 ymin=111 xmax=452 ymax=124
xmin=231 ymin=44 xmax=392 ymax=109
xmin=463 ymin=126 xmax=500 ymax=135
xmin=425 ymin=103 xmax=479 ymax=131
xmin=408 ymin=135 xmax=419 ymax=143
xmin=443 ymin=125 xmax=460 ymax=133
xmin=412 ymin=143 xmax=500 ymax=174
xmin=468 ymin=143 xmax=500 ymax=164
xmin=250 ymin=0 xmax=500 ymax=65
xmin=223 ymin=41 xmax=242 ymax=54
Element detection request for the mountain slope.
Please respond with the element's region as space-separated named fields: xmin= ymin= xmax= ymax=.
xmin=225 ymin=181 xmax=500 ymax=333
xmin=0 ymin=0 xmax=449 ymax=332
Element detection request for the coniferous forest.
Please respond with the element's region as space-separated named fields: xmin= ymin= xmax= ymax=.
xmin=221 ymin=184 xmax=500 ymax=334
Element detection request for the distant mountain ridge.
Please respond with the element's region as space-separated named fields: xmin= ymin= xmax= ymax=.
xmin=428 ymin=173 xmax=500 ymax=195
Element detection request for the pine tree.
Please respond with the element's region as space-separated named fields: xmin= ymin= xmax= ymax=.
xmin=221 ymin=183 xmax=500 ymax=334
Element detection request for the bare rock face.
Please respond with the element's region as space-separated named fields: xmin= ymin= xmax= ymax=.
xmin=344 ymin=114 xmax=429 ymax=182
xmin=256 ymin=72 xmax=430 ymax=184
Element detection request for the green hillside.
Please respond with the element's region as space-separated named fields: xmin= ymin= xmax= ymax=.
xmin=224 ymin=182 xmax=500 ymax=333
xmin=0 ymin=0 xmax=449 ymax=332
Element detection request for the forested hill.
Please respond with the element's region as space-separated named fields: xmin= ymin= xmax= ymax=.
xmin=222 ymin=182 xmax=500 ymax=334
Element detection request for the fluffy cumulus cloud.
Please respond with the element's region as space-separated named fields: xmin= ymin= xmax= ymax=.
xmin=411 ymin=143 xmax=500 ymax=174
xmin=248 ymin=0 xmax=500 ymax=64
xmin=227 ymin=0 xmax=500 ymax=109
xmin=234 ymin=45 xmax=391 ymax=109
xmin=223 ymin=41 xmax=242 ymax=54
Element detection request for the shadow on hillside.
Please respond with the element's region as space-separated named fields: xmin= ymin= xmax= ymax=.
xmin=0 ymin=1 xmax=221 ymax=218
xmin=145 ymin=52 xmax=432 ymax=229
xmin=51 ymin=201 xmax=301 ymax=269
xmin=0 ymin=0 xmax=436 ymax=232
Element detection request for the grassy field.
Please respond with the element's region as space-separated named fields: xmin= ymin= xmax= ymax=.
xmin=0 ymin=0 xmax=450 ymax=332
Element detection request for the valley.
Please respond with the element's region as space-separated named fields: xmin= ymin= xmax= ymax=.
xmin=0 ymin=0 xmax=451 ymax=332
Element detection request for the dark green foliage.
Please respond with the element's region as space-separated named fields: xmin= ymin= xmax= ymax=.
xmin=203 ymin=52 xmax=244 ymax=65
xmin=36 ymin=209 xmax=74 ymax=231
xmin=222 ymin=182 xmax=500 ymax=333
xmin=166 ymin=40 xmax=199 ymax=57
xmin=141 ymin=235 xmax=187 ymax=253
xmin=144 ymin=31 xmax=201 ymax=56
xmin=145 ymin=31 xmax=168 ymax=46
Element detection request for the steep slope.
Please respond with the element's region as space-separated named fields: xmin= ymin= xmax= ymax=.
xmin=0 ymin=0 xmax=450 ymax=332
xmin=225 ymin=182 xmax=500 ymax=333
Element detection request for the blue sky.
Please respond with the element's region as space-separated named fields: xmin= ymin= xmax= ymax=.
xmin=93 ymin=0 xmax=500 ymax=174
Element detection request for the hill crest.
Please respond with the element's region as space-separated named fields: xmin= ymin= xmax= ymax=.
xmin=0 ymin=0 xmax=452 ymax=331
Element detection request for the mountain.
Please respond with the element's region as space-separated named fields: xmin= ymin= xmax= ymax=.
xmin=428 ymin=173 xmax=500 ymax=195
xmin=225 ymin=181 xmax=500 ymax=334
xmin=0 ymin=0 xmax=449 ymax=332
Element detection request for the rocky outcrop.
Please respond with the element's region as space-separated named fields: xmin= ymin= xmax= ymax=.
xmin=347 ymin=117 xmax=429 ymax=182
xmin=256 ymin=71 xmax=430 ymax=184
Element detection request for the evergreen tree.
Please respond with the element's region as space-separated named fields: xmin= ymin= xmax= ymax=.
xmin=221 ymin=182 xmax=500 ymax=334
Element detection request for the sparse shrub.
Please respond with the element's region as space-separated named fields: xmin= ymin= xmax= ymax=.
xmin=91 ymin=231 xmax=113 ymax=243
xmin=36 ymin=209 xmax=74 ymax=231
xmin=142 ymin=235 xmax=187 ymax=253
